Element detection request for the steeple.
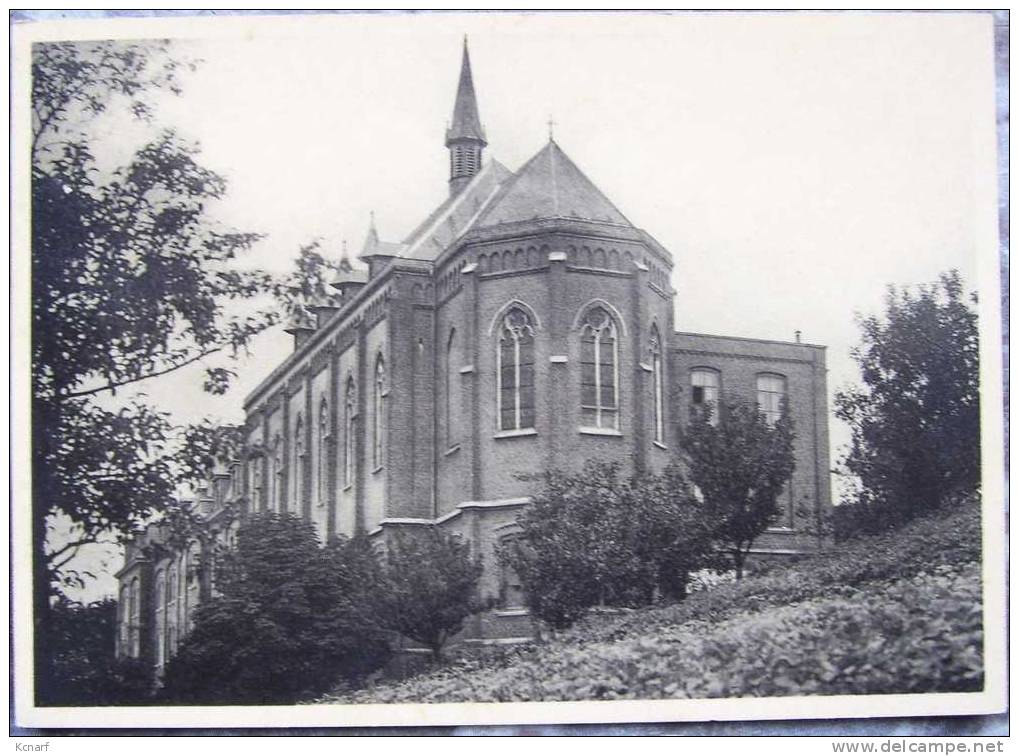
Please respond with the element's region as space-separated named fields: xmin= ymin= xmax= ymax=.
xmin=445 ymin=37 xmax=487 ymax=196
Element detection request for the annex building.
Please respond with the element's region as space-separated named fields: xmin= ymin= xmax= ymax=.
xmin=116 ymin=41 xmax=831 ymax=669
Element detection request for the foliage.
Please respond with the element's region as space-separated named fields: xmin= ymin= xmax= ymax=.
xmin=681 ymin=395 xmax=796 ymax=578
xmin=159 ymin=514 xmax=390 ymax=704
xmin=835 ymin=270 xmax=980 ymax=530
xmin=375 ymin=528 xmax=486 ymax=662
xmin=37 ymin=597 xmax=153 ymax=706
xmin=30 ymin=42 xmax=340 ymax=601
xmin=326 ymin=498 xmax=982 ymax=703
xmin=502 ymin=462 xmax=721 ymax=630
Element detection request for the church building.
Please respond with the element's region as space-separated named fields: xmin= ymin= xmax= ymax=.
xmin=116 ymin=41 xmax=831 ymax=667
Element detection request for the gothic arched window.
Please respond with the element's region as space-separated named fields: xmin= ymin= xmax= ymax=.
xmin=271 ymin=434 xmax=283 ymax=512
xmin=373 ymin=356 xmax=386 ymax=469
xmin=650 ymin=325 xmax=664 ymax=444
xmin=580 ymin=306 xmax=619 ymax=430
xmin=293 ymin=414 xmax=305 ymax=512
xmin=446 ymin=329 xmax=459 ymax=447
xmin=344 ymin=377 xmax=357 ymax=487
xmin=690 ymin=368 xmax=720 ymax=425
xmin=497 ymin=307 xmax=536 ymax=431
xmin=317 ymin=399 xmax=329 ymax=507
xmin=154 ymin=568 xmax=166 ymax=666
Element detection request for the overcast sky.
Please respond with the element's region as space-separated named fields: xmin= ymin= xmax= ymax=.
xmin=41 ymin=11 xmax=999 ymax=600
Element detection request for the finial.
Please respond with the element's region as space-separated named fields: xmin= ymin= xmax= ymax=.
xmin=547 ymin=115 xmax=556 ymax=142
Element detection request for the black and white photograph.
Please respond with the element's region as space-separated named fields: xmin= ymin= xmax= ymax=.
xmin=11 ymin=9 xmax=1008 ymax=736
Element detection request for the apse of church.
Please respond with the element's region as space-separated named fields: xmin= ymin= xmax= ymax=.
xmin=116 ymin=39 xmax=830 ymax=659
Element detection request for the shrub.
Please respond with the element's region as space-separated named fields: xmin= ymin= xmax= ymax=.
xmin=159 ymin=514 xmax=390 ymax=704
xmin=326 ymin=498 xmax=982 ymax=704
xmin=681 ymin=396 xmax=795 ymax=578
xmin=376 ymin=527 xmax=485 ymax=662
xmin=502 ymin=462 xmax=719 ymax=630
xmin=835 ymin=270 xmax=980 ymax=526
xmin=39 ymin=597 xmax=154 ymax=705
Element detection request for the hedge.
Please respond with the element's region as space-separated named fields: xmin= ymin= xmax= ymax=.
xmin=319 ymin=498 xmax=984 ymax=704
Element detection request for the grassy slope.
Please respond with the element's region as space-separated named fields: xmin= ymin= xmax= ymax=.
xmin=322 ymin=500 xmax=983 ymax=703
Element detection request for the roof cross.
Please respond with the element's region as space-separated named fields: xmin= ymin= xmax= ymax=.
xmin=547 ymin=115 xmax=556 ymax=142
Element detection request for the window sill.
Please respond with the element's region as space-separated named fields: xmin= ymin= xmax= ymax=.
xmin=443 ymin=444 xmax=461 ymax=457
xmin=579 ymin=426 xmax=622 ymax=437
xmin=766 ymin=526 xmax=795 ymax=533
xmin=495 ymin=607 xmax=530 ymax=617
xmin=493 ymin=428 xmax=538 ymax=440
xmin=652 ymin=440 xmax=668 ymax=450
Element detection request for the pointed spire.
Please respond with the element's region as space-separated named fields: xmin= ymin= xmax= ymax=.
xmin=446 ymin=36 xmax=486 ymax=145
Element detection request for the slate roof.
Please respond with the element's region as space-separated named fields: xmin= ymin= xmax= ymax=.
xmin=386 ymin=141 xmax=634 ymax=263
xmin=445 ymin=39 xmax=486 ymax=145
xmin=475 ymin=140 xmax=632 ymax=227
xmin=401 ymin=158 xmax=514 ymax=260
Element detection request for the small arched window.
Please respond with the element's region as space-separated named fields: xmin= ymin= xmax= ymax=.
xmin=580 ymin=306 xmax=619 ymax=429
xmin=317 ymin=399 xmax=329 ymax=507
xmin=497 ymin=307 xmax=536 ymax=431
xmin=373 ymin=356 xmax=386 ymax=469
xmin=344 ymin=377 xmax=357 ymax=487
xmin=690 ymin=369 xmax=720 ymax=425
xmin=650 ymin=326 xmax=664 ymax=444
xmin=756 ymin=373 xmax=787 ymax=425
xmin=293 ymin=414 xmax=305 ymax=511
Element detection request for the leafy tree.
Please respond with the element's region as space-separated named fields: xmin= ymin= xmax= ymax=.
xmin=376 ymin=528 xmax=485 ymax=662
xmin=503 ymin=462 xmax=719 ymax=631
xmin=159 ymin=514 xmax=390 ymax=704
xmin=834 ymin=271 xmax=980 ymax=531
xmin=30 ymin=40 xmax=337 ymax=695
xmin=39 ymin=596 xmax=153 ymax=706
xmin=681 ymin=396 xmax=796 ymax=579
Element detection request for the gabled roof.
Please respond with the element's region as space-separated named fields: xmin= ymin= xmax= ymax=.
xmin=402 ymin=158 xmax=513 ymax=260
xmin=475 ymin=140 xmax=633 ymax=228
xmin=446 ymin=38 xmax=486 ymax=145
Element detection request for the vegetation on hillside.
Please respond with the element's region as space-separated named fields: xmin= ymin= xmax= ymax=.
xmin=319 ymin=498 xmax=982 ymax=703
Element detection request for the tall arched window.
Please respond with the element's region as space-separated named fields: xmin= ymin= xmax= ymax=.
xmin=756 ymin=373 xmax=787 ymax=425
xmin=446 ymin=329 xmax=459 ymax=447
xmin=690 ymin=369 xmax=720 ymax=425
xmin=317 ymin=399 xmax=329 ymax=506
xmin=271 ymin=435 xmax=283 ymax=512
xmin=154 ymin=568 xmax=165 ymax=666
xmin=344 ymin=377 xmax=357 ymax=487
xmin=650 ymin=326 xmax=664 ymax=444
xmin=373 ymin=356 xmax=386 ymax=469
xmin=250 ymin=456 xmax=263 ymax=510
xmin=185 ymin=542 xmax=201 ymax=632
xmin=129 ymin=576 xmax=140 ymax=658
xmin=580 ymin=306 xmax=619 ymax=429
xmin=292 ymin=414 xmax=305 ymax=511
xmin=497 ymin=307 xmax=535 ymax=431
